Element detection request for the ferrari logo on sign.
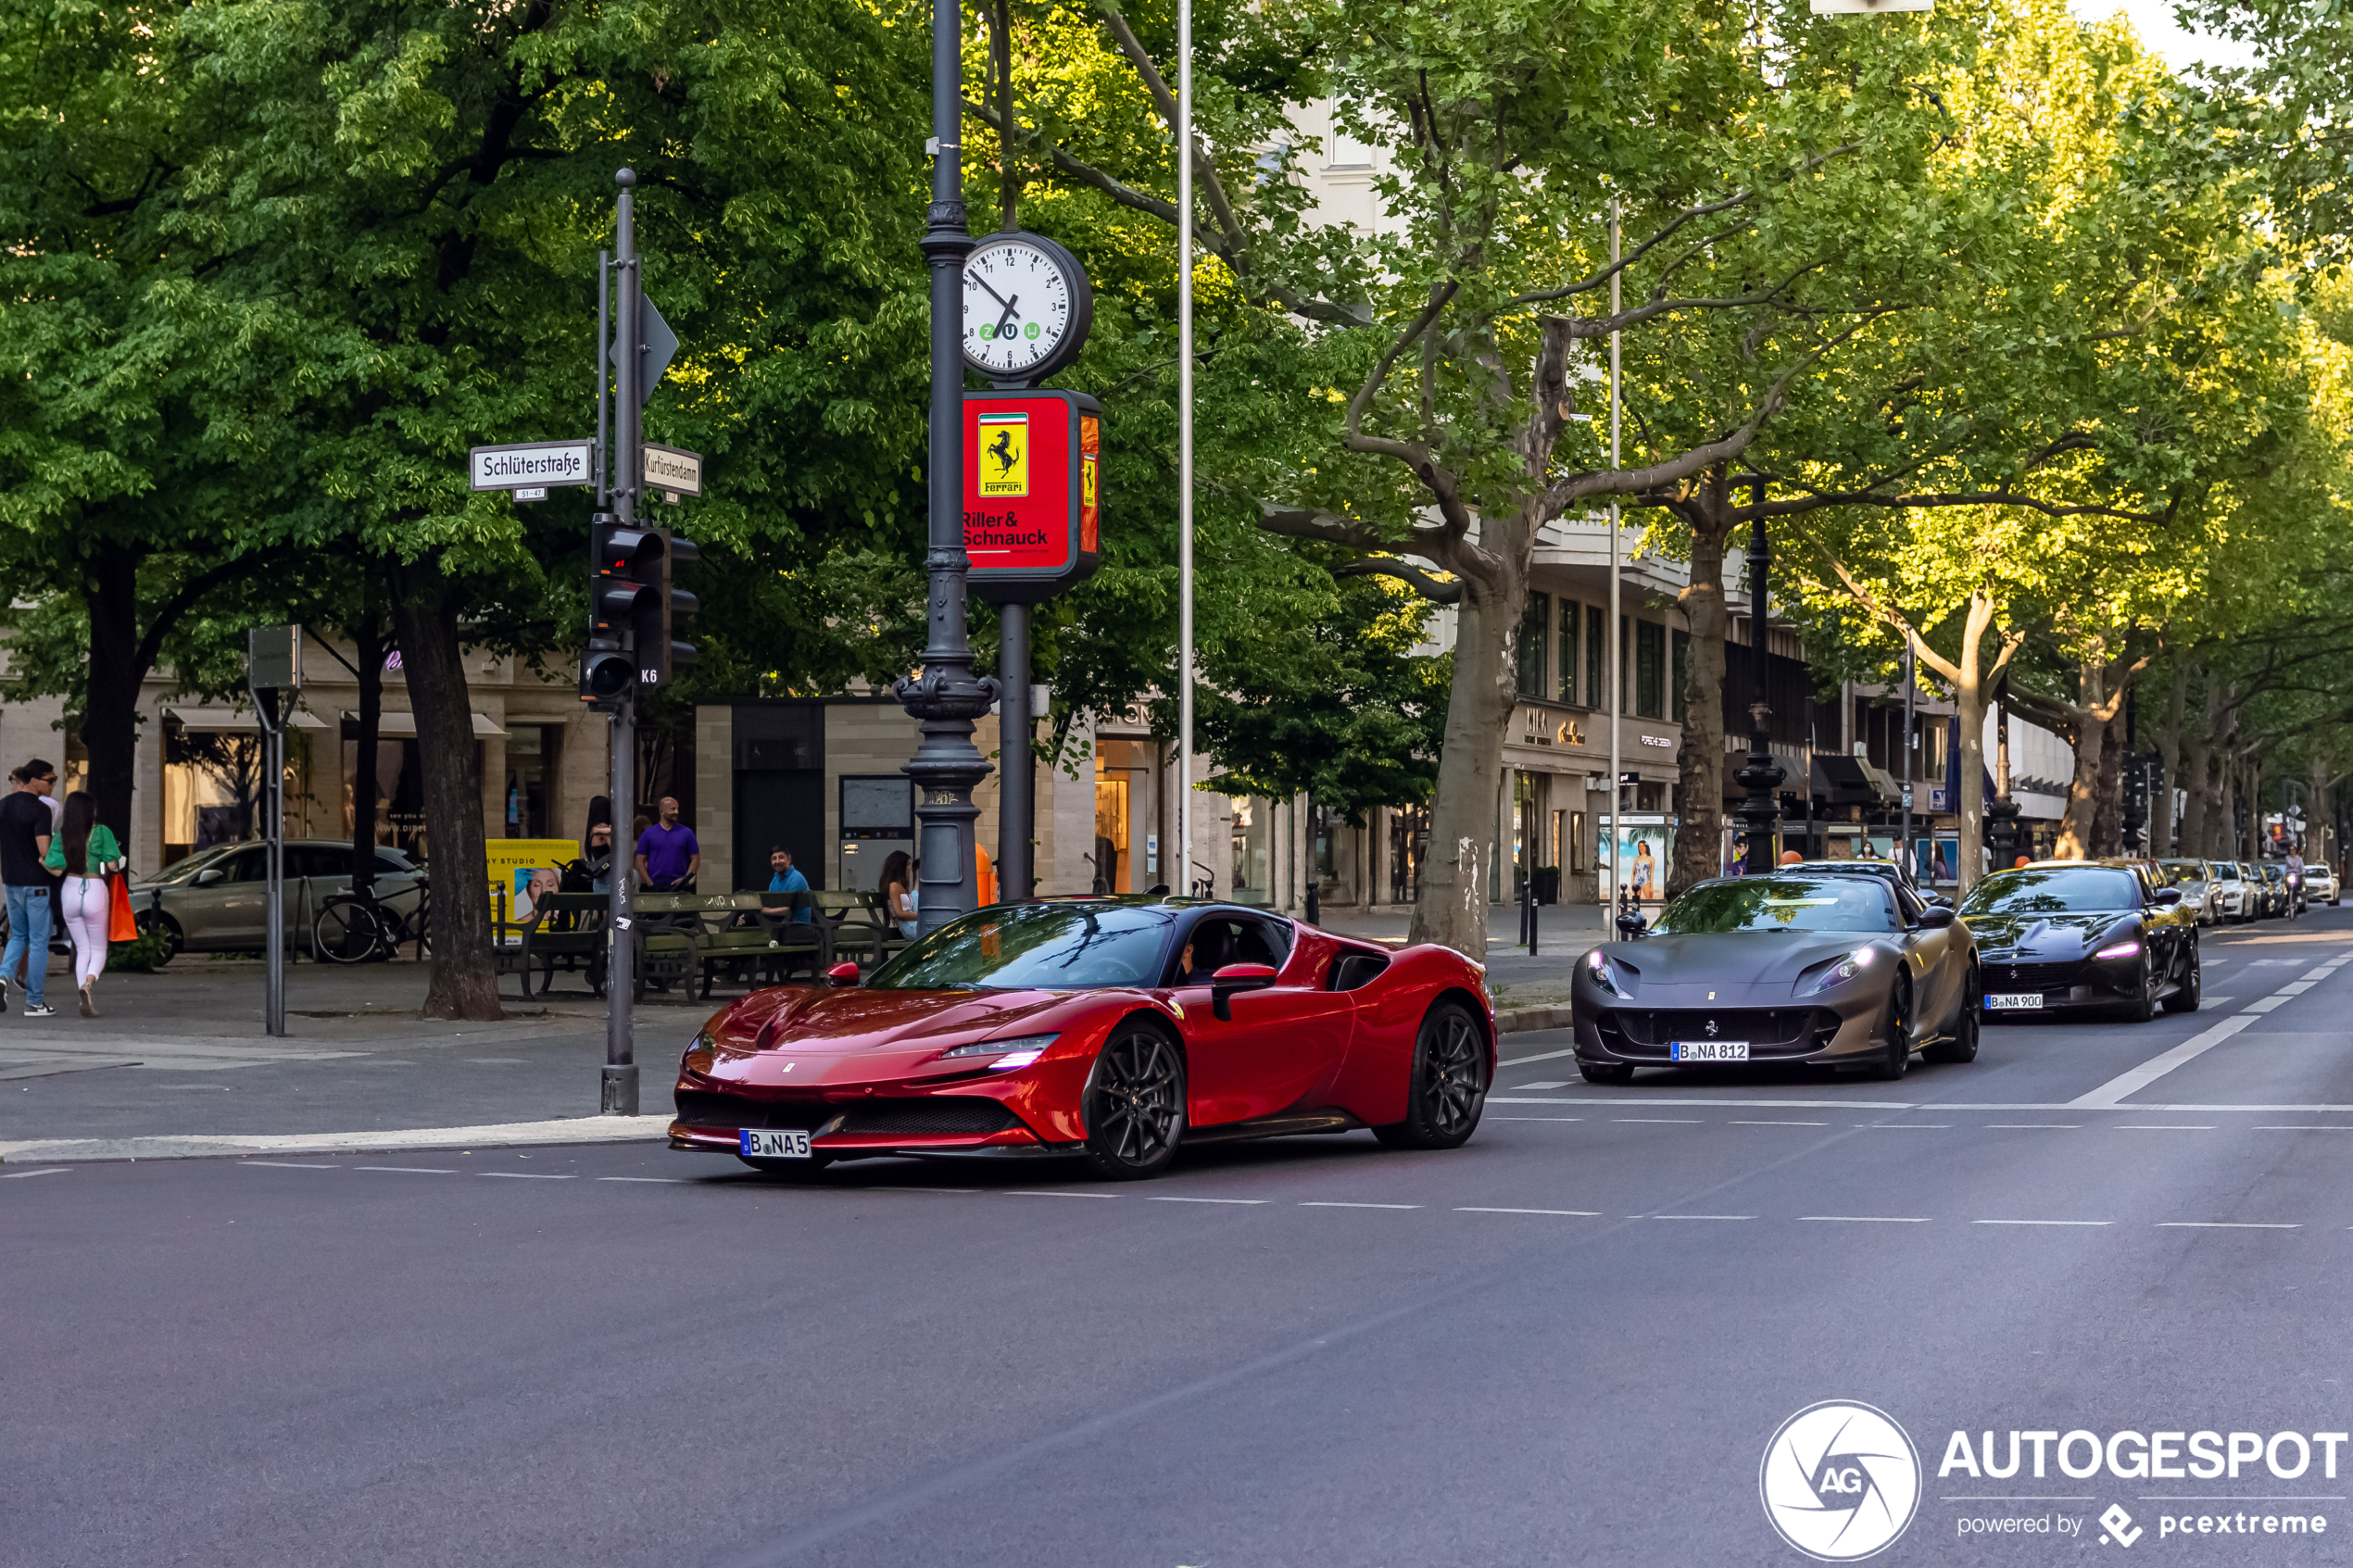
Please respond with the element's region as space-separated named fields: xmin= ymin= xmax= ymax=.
xmin=978 ymin=413 xmax=1029 ymax=496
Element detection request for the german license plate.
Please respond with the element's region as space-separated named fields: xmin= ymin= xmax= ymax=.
xmin=1670 ymin=1041 xmax=1749 ymax=1061
xmin=1986 ymin=993 xmax=2042 ymax=1011
xmin=739 ymin=1129 xmax=812 ymax=1159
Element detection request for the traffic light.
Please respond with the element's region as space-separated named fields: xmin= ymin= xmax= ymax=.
xmin=579 ymin=516 xmax=698 ymax=706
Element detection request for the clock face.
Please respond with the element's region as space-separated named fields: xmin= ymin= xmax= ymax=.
xmin=963 ymin=237 xmax=1076 ymax=379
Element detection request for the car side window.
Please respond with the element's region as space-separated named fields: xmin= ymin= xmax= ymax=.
xmin=1231 ymin=916 xmax=1290 ymax=969
xmin=1893 ymin=884 xmax=1924 ymax=925
xmin=225 ymin=848 xmax=268 ymax=883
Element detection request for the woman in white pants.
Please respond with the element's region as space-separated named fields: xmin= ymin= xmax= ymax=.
xmin=45 ymin=792 xmax=123 ymax=1018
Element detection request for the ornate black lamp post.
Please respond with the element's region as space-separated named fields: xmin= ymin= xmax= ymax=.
xmin=1735 ymin=479 xmax=1786 ymax=873
xmin=1985 ymin=680 xmax=2023 ymax=868
xmin=896 ymin=0 xmax=997 ymax=934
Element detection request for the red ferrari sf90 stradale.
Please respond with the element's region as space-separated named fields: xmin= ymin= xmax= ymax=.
xmin=669 ymin=897 xmax=1495 ymax=1179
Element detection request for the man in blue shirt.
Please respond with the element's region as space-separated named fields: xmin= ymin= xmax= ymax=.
xmin=634 ymin=797 xmax=700 ymax=890
xmin=766 ymin=846 xmax=812 ymax=922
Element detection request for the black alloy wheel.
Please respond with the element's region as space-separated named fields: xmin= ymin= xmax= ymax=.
xmin=1871 ymin=976 xmax=1914 ymax=1080
xmin=2123 ymin=952 xmax=2159 ymax=1022
xmin=2162 ymin=937 xmax=2202 ymax=1014
xmin=1376 ymin=1001 xmax=1489 ymax=1149
xmin=1924 ymin=965 xmax=1981 ymax=1064
xmin=1579 ymin=1060 xmax=1636 ymax=1085
xmin=1080 ymin=1024 xmax=1187 ymax=1179
xmin=134 ymin=910 xmax=182 ymax=966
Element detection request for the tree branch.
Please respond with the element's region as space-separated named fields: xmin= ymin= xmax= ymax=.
xmin=1331 ymin=557 xmax=1464 ymax=605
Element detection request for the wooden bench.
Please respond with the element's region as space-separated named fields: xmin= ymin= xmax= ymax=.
xmin=633 ymin=891 xmax=836 ymax=1000
xmin=518 ymin=891 xmax=609 ymax=998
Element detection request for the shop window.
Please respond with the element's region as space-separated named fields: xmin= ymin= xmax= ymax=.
xmin=1231 ymin=797 xmax=1270 ymax=905
xmin=1558 ymin=600 xmax=1579 ymax=704
xmin=1388 ymin=805 xmax=1428 ymax=904
xmin=1517 ymin=591 xmax=1552 ymax=700
xmin=1586 ymin=609 xmax=1605 ymax=714
xmin=1636 ymin=621 xmax=1666 ymax=719
xmin=1092 ymin=761 xmax=1131 ymax=894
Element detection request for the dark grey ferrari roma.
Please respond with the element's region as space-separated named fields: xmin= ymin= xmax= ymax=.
xmin=1571 ymin=872 xmax=1981 ymax=1085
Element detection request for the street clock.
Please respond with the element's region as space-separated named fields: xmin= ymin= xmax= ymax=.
xmin=962 ymin=232 xmax=1094 ymax=385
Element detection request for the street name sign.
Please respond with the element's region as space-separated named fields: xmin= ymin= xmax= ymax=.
xmin=644 ymin=444 xmax=703 ymax=500
xmin=471 ymin=440 xmax=595 ymax=492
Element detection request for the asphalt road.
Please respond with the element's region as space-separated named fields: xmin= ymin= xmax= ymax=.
xmin=8 ymin=913 xmax=2353 ymax=1566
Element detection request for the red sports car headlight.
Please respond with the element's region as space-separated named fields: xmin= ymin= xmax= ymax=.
xmin=682 ymin=1030 xmax=718 ymax=1075
xmin=936 ymin=1032 xmax=1059 ymax=1071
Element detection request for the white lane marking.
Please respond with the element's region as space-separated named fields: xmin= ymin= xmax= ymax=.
xmin=1456 ymin=1206 xmax=1601 ymax=1216
xmin=354 ymin=1166 xmax=455 ymax=1174
xmin=1300 ymin=1200 xmax=1420 ymax=1210
xmin=1730 ymin=1120 xmax=1830 ymax=1126
xmin=1986 ymin=1123 xmax=2082 ymax=1129
xmin=1974 ymin=1219 xmax=2112 ymax=1226
xmin=2298 ymin=968 xmax=2337 ymax=982
xmin=1491 ymin=1096 xmax=1914 ymax=1109
xmin=241 ymin=1160 xmax=340 ymax=1170
xmin=598 ymin=1176 xmax=690 ymax=1184
xmin=1514 ymin=1080 xmax=1571 ymax=1091
xmin=2156 ymin=1222 xmax=2298 ymax=1229
xmin=2116 ymin=1124 xmax=2216 ymax=1131
xmin=0 ymin=1166 xmax=68 ymax=1178
xmin=1491 ymin=1116 xmax=1584 ymax=1122
xmin=2070 ymin=1014 xmax=2258 ymax=1107
xmin=2254 ymin=1125 xmax=2353 ymax=1131
xmin=1496 ymin=1047 xmax=1581 ymax=1067
xmin=2244 ymin=997 xmax=2291 ymax=1013
xmin=1147 ymin=1196 xmax=1267 ymax=1205
xmin=886 ymin=1186 xmax=981 ymax=1194
xmin=480 ymin=1172 xmax=573 ymax=1180
xmin=1614 ymin=1118 xmax=1703 ymax=1124
xmin=2202 ymin=996 xmax=2236 ymax=1003
xmin=1802 ymin=1215 xmax=1931 ymax=1223
xmin=2274 ymin=982 xmax=2317 ymax=996
xmin=1007 ymin=1190 xmax=1118 ymax=1198
xmin=1865 ymin=1123 xmax=1952 ymax=1129
xmin=1647 ymin=1213 xmax=1754 ymax=1221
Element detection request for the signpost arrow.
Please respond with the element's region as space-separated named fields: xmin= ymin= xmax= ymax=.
xmin=610 ymin=295 xmax=679 ymax=405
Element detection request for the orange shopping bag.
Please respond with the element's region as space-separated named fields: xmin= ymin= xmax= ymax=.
xmin=108 ymin=873 xmax=138 ymax=943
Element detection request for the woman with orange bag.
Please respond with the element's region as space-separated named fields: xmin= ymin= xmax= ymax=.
xmin=45 ymin=792 xmax=123 ymax=1018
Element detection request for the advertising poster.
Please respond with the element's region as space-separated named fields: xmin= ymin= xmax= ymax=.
xmin=1598 ymin=814 xmax=1674 ymax=902
xmin=484 ymin=837 xmax=579 ymax=924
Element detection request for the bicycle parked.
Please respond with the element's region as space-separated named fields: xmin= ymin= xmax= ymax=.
xmin=312 ymin=873 xmax=432 ymax=964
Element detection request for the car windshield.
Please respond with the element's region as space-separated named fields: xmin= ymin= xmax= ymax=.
xmin=1959 ymin=866 xmax=2141 ymax=915
xmin=2158 ymin=860 xmax=2208 ymax=884
xmin=1648 ymin=876 xmax=1899 ymax=935
xmin=866 ymin=904 xmax=1175 ymax=990
xmin=147 ymin=844 xmax=238 ymax=884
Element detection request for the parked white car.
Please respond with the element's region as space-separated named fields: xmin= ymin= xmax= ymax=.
xmin=2158 ymin=859 xmax=2223 ymax=926
xmin=2308 ymin=861 xmax=2341 ymax=906
xmin=2208 ymin=861 xmax=2258 ymax=922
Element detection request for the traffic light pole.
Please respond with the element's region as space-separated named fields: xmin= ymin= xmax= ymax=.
xmin=899 ymin=0 xmax=997 ymax=935
xmin=603 ymin=169 xmax=641 ymax=1117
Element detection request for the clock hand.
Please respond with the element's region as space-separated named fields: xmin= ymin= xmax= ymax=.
xmin=995 ymin=297 xmax=1022 ymax=342
xmin=970 ymin=272 xmax=1014 ymax=310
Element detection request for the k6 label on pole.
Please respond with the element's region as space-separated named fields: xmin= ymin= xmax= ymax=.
xmin=963 ymin=390 xmax=1101 ymax=605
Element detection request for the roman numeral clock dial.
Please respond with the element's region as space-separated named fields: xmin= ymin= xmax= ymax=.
xmin=961 ymin=232 xmax=1094 ymax=385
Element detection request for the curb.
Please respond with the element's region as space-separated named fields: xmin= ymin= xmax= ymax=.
xmin=1496 ymin=1005 xmax=1573 ymax=1034
xmin=0 ymin=1114 xmax=675 ymax=1165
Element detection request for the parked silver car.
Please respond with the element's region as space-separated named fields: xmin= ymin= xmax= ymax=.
xmin=128 ymin=840 xmax=424 ymax=960
xmin=2158 ymin=859 xmax=2223 ymax=927
xmin=2308 ymin=861 xmax=2341 ymax=906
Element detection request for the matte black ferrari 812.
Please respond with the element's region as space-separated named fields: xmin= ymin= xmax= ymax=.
xmin=1959 ymin=861 xmax=2198 ymax=1020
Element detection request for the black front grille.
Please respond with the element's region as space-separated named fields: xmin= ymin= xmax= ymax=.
xmin=1984 ymin=960 xmax=2084 ymax=990
xmin=1599 ymin=1009 xmax=1836 ymax=1060
xmin=674 ymin=1090 xmax=1020 ymax=1138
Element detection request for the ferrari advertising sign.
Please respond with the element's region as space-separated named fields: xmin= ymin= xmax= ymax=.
xmin=964 ymin=390 xmax=1102 ymax=604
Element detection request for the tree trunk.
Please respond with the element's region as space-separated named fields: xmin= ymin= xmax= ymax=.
xmin=2151 ymin=661 xmax=2186 ymax=859
xmin=2053 ymin=660 xmax=2107 ymax=860
xmin=389 ymin=562 xmax=501 ymax=1021
xmin=1949 ymin=595 xmax=1994 ymax=895
xmin=2179 ymin=733 xmax=2209 ymax=859
xmin=81 ymin=542 xmax=150 ymax=852
xmin=1410 ymin=558 xmax=1518 ymax=960
xmin=1669 ymin=487 xmax=1732 ymax=897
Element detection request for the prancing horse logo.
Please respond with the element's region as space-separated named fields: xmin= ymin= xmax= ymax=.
xmin=1705 ymin=1020 xmax=1719 ymax=1037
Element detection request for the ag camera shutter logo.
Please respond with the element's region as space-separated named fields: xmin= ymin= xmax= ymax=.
xmin=1761 ymin=1400 xmax=1921 ymax=1561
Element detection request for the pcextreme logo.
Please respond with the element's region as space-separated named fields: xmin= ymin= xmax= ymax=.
xmin=1761 ymin=1401 xmax=1923 ymax=1562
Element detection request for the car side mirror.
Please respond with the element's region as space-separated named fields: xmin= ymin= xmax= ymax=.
xmin=1210 ymin=962 xmax=1277 ymax=1021
xmin=2154 ymin=887 xmax=2183 ymax=907
xmin=825 ymin=961 xmax=862 ymax=987
xmin=195 ymin=868 xmax=225 ymax=886
xmin=1915 ymin=905 xmax=1957 ymax=930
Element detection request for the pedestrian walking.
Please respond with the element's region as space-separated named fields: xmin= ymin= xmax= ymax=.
xmin=634 ymin=796 xmax=700 ymax=891
xmin=46 ymin=791 xmax=123 ymax=1017
xmin=881 ymin=849 xmax=918 ymax=939
xmin=0 ymin=759 xmax=60 ymax=1017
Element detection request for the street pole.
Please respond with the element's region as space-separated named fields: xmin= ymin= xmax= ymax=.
xmin=1735 ymin=479 xmax=1785 ymax=874
xmin=1900 ymin=640 xmax=1915 ymax=879
xmin=603 ymin=169 xmax=641 ymax=1118
xmin=1176 ymin=0 xmax=1195 ymax=897
xmin=1605 ymin=199 xmax=1622 ymax=915
xmin=257 ymin=686 xmax=285 ymax=1037
xmin=999 ymin=602 xmax=1030 ymax=901
xmin=897 ymin=0 xmax=994 ymax=935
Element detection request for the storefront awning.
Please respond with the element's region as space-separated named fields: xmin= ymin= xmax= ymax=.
xmin=167 ymin=705 xmax=331 ymax=731
xmin=344 ymin=711 xmax=509 ymax=737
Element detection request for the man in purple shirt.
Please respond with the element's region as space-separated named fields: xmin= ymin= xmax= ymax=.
xmin=634 ymin=797 xmax=701 ymax=890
